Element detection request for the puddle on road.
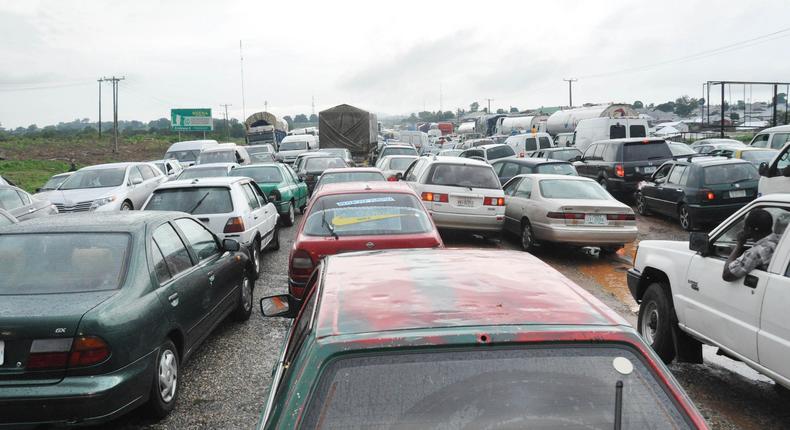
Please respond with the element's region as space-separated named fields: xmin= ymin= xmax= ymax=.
xmin=578 ymin=259 xmax=635 ymax=307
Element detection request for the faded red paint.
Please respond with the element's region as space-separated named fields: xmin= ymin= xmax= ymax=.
xmin=316 ymin=248 xmax=629 ymax=338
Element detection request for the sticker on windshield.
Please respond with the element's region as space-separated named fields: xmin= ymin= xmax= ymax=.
xmin=332 ymin=214 xmax=404 ymax=227
xmin=336 ymin=197 xmax=395 ymax=207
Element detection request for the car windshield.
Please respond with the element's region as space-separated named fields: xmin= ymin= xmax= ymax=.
xmin=703 ymin=164 xmax=759 ymax=185
xmin=487 ymin=145 xmax=515 ymax=160
xmin=622 ymin=142 xmax=672 ymax=161
xmin=60 ymin=167 xmax=126 ymax=190
xmin=389 ymin=157 xmax=417 ymax=170
xmin=231 ymin=166 xmax=283 ymax=183
xmin=145 ymin=187 xmax=233 ymax=214
xmin=301 ymin=347 xmax=692 ymax=429
xmin=383 ymin=147 xmax=418 ymax=157
xmin=165 ymin=150 xmax=200 ymax=162
xmin=153 ymin=162 xmax=166 ymax=173
xmin=304 ymin=193 xmax=432 ymax=237
xmin=0 ymin=233 xmax=130 ymax=294
xmin=198 ymin=150 xmax=235 ymax=164
xmin=668 ymin=143 xmax=696 ymax=156
xmin=305 ymin=157 xmax=346 ymax=172
xmin=178 ymin=167 xmax=229 ymax=180
xmin=741 ymin=150 xmax=778 ymax=164
xmin=280 ymin=141 xmax=308 ymax=151
xmin=540 ymin=179 xmax=610 ymax=199
xmin=41 ymin=174 xmax=69 ymax=190
xmin=536 ymin=163 xmax=577 ymax=175
xmin=427 ymin=164 xmax=500 ymax=189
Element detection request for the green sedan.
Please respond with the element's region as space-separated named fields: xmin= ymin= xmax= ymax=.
xmin=231 ymin=164 xmax=308 ymax=226
xmin=0 ymin=212 xmax=254 ymax=426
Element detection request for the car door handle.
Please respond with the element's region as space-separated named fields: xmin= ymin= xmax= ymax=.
xmin=675 ymin=188 xmax=683 ymax=192
xmin=744 ymin=275 xmax=759 ymax=289
xmin=168 ymin=293 xmax=179 ymax=306
xmin=207 ymin=271 xmax=215 ymax=284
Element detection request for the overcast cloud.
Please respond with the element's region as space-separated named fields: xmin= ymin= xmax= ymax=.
xmin=1 ymin=0 xmax=789 ymax=128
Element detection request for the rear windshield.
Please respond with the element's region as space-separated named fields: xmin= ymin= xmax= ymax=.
xmin=197 ymin=150 xmax=235 ymax=164
xmin=536 ymin=163 xmax=577 ymax=175
xmin=246 ymin=146 xmax=273 ymax=155
xmin=301 ymin=347 xmax=692 ymax=429
xmin=165 ymin=150 xmax=200 ymax=163
xmin=540 ymin=179 xmax=610 ymax=199
xmin=145 ymin=187 xmax=233 ymax=214
xmin=280 ymin=141 xmax=308 ymax=151
xmin=60 ymin=167 xmax=126 ymax=190
xmin=178 ymin=167 xmax=229 ymax=180
xmin=382 ymin=147 xmax=418 ymax=157
xmin=487 ymin=145 xmax=515 ymax=160
xmin=703 ymin=164 xmax=759 ymax=185
xmin=321 ymin=148 xmax=348 ymax=157
xmin=545 ymin=149 xmax=581 ymax=161
xmin=622 ymin=142 xmax=672 ymax=162
xmin=318 ymin=171 xmax=386 ymax=186
xmin=231 ymin=166 xmax=283 ymax=183
xmin=304 ymin=193 xmax=432 ymax=237
xmin=741 ymin=150 xmax=778 ymax=164
xmin=389 ymin=158 xmax=416 ymax=170
xmin=305 ymin=157 xmax=346 ymax=172
xmin=0 ymin=233 xmax=130 ymax=294
xmin=427 ymin=164 xmax=500 ymax=189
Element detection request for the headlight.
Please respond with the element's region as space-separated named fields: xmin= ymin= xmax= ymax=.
xmin=90 ymin=196 xmax=117 ymax=210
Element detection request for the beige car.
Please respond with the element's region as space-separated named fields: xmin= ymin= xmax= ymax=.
xmin=502 ymin=174 xmax=637 ymax=253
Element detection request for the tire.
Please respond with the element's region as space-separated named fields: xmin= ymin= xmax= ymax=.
xmin=120 ymin=201 xmax=133 ymax=211
xmin=520 ymin=220 xmax=536 ymax=253
xmin=248 ymin=239 xmax=261 ymax=280
xmin=299 ymin=203 xmax=306 ymax=214
xmin=678 ymin=204 xmax=694 ymax=231
xmin=233 ymin=274 xmax=253 ymax=321
xmin=636 ymin=192 xmax=650 ymax=216
xmin=282 ymin=201 xmax=295 ymax=227
xmin=637 ymin=283 xmax=676 ymax=364
xmin=146 ymin=339 xmax=179 ymax=419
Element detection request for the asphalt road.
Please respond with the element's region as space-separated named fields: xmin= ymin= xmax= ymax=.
xmin=111 ymin=211 xmax=790 ymax=430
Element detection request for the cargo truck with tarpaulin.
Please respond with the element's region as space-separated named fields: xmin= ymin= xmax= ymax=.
xmin=318 ymin=104 xmax=378 ymax=163
xmin=245 ymin=112 xmax=289 ymax=149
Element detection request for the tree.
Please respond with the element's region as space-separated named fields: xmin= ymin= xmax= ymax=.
xmin=655 ymin=102 xmax=675 ymax=113
xmin=510 ymin=107 xmax=519 ymax=113
xmin=673 ymin=96 xmax=699 ymax=117
xmin=633 ymin=100 xmax=644 ymax=109
xmin=309 ymin=114 xmax=318 ymax=122
xmin=730 ymin=112 xmax=740 ymax=121
xmin=470 ymin=102 xmax=479 ymax=112
xmin=775 ymin=93 xmax=787 ymax=106
xmin=736 ymin=100 xmax=745 ymax=110
xmin=496 ymin=108 xmax=506 ymax=114
xmin=294 ymin=114 xmax=308 ymax=123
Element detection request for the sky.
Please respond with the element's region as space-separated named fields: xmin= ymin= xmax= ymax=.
xmin=1 ymin=0 xmax=789 ymax=129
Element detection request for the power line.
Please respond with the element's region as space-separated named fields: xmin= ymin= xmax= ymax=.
xmin=0 ymin=81 xmax=92 ymax=92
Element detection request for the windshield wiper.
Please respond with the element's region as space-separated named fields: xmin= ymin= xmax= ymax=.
xmin=647 ymin=156 xmax=666 ymax=160
xmin=321 ymin=210 xmax=339 ymax=240
xmin=614 ymin=380 xmax=623 ymax=430
xmin=188 ymin=192 xmax=210 ymax=214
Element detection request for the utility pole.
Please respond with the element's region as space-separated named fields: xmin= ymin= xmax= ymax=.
xmin=97 ymin=78 xmax=103 ymax=138
xmin=264 ymin=100 xmax=268 ymax=112
xmin=439 ymin=83 xmax=443 ymax=113
xmin=239 ymin=40 xmax=247 ymax=121
xmin=102 ymin=76 xmax=125 ymax=153
xmin=311 ymin=95 xmax=315 ymax=117
xmin=484 ymin=98 xmax=494 ymax=113
xmin=220 ymin=104 xmax=232 ymax=140
xmin=563 ymin=78 xmax=577 ymax=108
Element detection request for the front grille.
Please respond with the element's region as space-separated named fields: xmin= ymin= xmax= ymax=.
xmin=54 ymin=200 xmax=94 ymax=213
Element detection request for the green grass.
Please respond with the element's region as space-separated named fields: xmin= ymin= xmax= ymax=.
xmin=0 ymin=160 xmax=73 ymax=193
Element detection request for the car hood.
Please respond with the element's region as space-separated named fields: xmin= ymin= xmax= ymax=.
xmin=47 ymin=186 xmax=124 ymax=205
xmin=0 ymin=290 xmax=117 ymax=339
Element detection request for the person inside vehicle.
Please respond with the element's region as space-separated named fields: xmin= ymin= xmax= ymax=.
xmin=722 ymin=208 xmax=781 ymax=281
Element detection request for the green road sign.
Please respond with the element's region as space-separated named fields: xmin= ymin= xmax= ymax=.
xmin=171 ymin=108 xmax=213 ymax=131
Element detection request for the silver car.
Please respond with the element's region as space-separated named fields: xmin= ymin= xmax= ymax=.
xmin=0 ymin=185 xmax=58 ymax=221
xmin=502 ymin=174 xmax=637 ymax=253
xmin=47 ymin=162 xmax=166 ymax=212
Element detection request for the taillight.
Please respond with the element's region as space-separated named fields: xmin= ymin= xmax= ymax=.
xmin=224 ymin=217 xmax=245 ymax=233
xmin=69 ymin=336 xmax=111 ymax=367
xmin=484 ymin=197 xmax=505 ymax=206
xmin=27 ymin=336 xmax=110 ymax=370
xmin=421 ymin=192 xmax=449 ymax=203
xmin=290 ymin=249 xmax=314 ymax=276
xmin=615 ymin=164 xmax=625 ymax=177
xmin=704 ymin=190 xmax=715 ymax=200
xmin=547 ymin=212 xmax=585 ymax=219
xmin=606 ymin=213 xmax=636 ymax=221
xmin=387 ymin=176 xmax=397 ymax=182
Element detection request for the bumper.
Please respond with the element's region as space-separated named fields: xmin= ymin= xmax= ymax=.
xmin=687 ymin=203 xmax=743 ymax=224
xmin=608 ymin=178 xmax=639 ymax=194
xmin=626 ymin=268 xmax=642 ymax=301
xmin=429 ymin=210 xmax=504 ymax=232
xmin=534 ymin=224 xmax=638 ymax=246
xmin=0 ymin=350 xmax=157 ymax=427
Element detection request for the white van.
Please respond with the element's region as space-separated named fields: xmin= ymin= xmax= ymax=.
xmin=749 ymin=124 xmax=790 ymax=150
xmin=398 ymin=130 xmax=430 ymax=154
xmin=504 ymin=132 xmax=553 ymax=157
xmin=554 ymin=132 xmax=575 ymax=147
xmin=276 ymin=135 xmax=319 ymax=164
xmin=164 ymin=139 xmax=219 ymax=167
xmin=573 ymin=118 xmax=648 ymax=153
xmin=197 ymin=143 xmax=251 ymax=165
xmin=758 ymin=141 xmax=790 ymax=196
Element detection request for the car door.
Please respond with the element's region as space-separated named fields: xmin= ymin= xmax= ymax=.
xmin=0 ymin=188 xmax=26 ymax=220
xmin=502 ymin=177 xmax=523 ymax=234
xmin=575 ymin=144 xmax=597 ymax=178
xmin=757 ymin=224 xmax=790 ymax=381
xmin=250 ymin=182 xmax=278 ymax=245
xmin=126 ymin=165 xmax=147 ymax=207
xmin=285 ymin=165 xmax=307 ymax=207
xmin=238 ymin=182 xmax=266 ymax=248
xmin=506 ymin=177 xmax=534 ymax=233
xmin=683 ymin=208 xmax=778 ymax=362
xmin=656 ymin=164 xmax=687 ymax=216
xmin=151 ymin=221 xmax=211 ymax=352
xmin=15 ymin=189 xmax=49 ymax=219
xmin=641 ymin=163 xmax=673 ymax=215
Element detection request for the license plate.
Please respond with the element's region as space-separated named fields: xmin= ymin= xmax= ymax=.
xmin=643 ymin=166 xmax=657 ymax=174
xmin=456 ymin=197 xmax=474 ymax=208
xmin=729 ymin=190 xmax=746 ymax=198
xmin=0 ymin=340 xmax=4 ymax=365
xmin=585 ymin=214 xmax=608 ymax=225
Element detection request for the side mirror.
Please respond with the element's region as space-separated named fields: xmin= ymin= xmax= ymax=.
xmin=222 ymin=238 xmax=241 ymax=252
xmin=689 ymin=231 xmax=709 ymax=255
xmin=758 ymin=162 xmax=768 ymax=176
xmin=260 ymin=294 xmax=300 ymax=318
xmin=131 ymin=177 xmax=143 ymax=185
xmin=570 ymin=155 xmax=581 ymax=162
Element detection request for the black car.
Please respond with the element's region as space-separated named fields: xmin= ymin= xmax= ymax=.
xmin=574 ymin=138 xmax=673 ymax=197
xmin=295 ymin=156 xmax=348 ymax=195
xmin=529 ymin=147 xmax=583 ymax=162
xmin=636 ymin=157 xmax=759 ymax=230
xmin=490 ymin=157 xmax=577 ymax=185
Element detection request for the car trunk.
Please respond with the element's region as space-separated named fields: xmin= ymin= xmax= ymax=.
xmin=550 ymin=200 xmax=634 ymax=227
xmin=0 ymin=291 xmax=116 ymax=385
xmin=427 ymin=185 xmax=502 ymax=216
xmin=301 ymin=233 xmax=441 ymax=262
xmin=699 ymin=181 xmax=759 ymax=206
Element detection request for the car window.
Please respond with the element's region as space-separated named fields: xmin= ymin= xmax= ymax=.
xmin=500 ymin=162 xmax=520 ymax=179
xmin=538 ymin=136 xmax=552 ymax=149
xmin=0 ymin=212 xmax=14 ymax=226
xmin=593 ymin=144 xmax=606 ymax=160
xmin=129 ymin=166 xmax=144 ymax=184
xmin=153 ymin=223 xmax=194 ymax=276
xmin=283 ymin=165 xmax=299 ymax=182
xmin=630 ymin=125 xmax=647 ymax=138
xmin=241 ymin=183 xmax=261 ymax=210
xmin=518 ymin=165 xmax=535 ymax=175
xmin=514 ymin=177 xmax=532 ymax=198
xmin=60 ymin=167 xmax=126 ymax=189
xmin=653 ymin=163 xmax=672 ymax=181
xmin=703 ymin=164 xmax=758 ymax=185
xmin=667 ymin=165 xmax=687 ymax=185
xmin=603 ymin=144 xmax=618 ymax=162
xmin=427 ymin=164 xmax=500 ymax=189
xmin=583 ymin=144 xmax=597 ymax=160
xmin=502 ymin=178 xmax=522 ymax=196
xmin=771 ymin=133 xmax=790 ymax=150
xmin=712 ymin=207 xmax=790 ymax=260
xmin=751 ymin=134 xmax=770 ymax=148
xmin=775 ymin=146 xmax=790 ymax=173
xmin=524 ymin=137 xmax=537 ymax=151
xmin=16 ymin=190 xmax=32 ymax=205
xmin=622 ymin=142 xmax=672 ymax=161
xmin=304 ymin=193 xmax=433 ymax=237
xmin=610 ymin=124 xmax=626 ymax=139
xmin=139 ymin=164 xmax=156 ymax=180
xmin=404 ymin=158 xmax=424 ymax=182
xmin=151 ymin=240 xmax=172 ymax=284
xmin=175 ymin=218 xmax=219 ymax=261
xmin=0 ymin=188 xmax=24 ymax=210
xmin=535 ymin=163 xmax=576 ymax=176
xmin=249 ymin=183 xmax=268 ymax=205
xmin=487 ymin=145 xmax=515 ymax=160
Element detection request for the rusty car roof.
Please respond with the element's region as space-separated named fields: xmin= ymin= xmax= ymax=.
xmin=315 ymin=248 xmax=628 ymax=339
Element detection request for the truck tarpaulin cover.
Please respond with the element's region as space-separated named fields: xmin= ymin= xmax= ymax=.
xmin=244 ymin=111 xmax=288 ymax=132
xmin=319 ymin=104 xmax=377 ymax=155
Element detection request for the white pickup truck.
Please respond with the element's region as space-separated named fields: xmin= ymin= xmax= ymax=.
xmin=628 ymin=195 xmax=790 ymax=389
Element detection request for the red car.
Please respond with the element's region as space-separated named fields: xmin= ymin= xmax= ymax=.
xmin=288 ymin=182 xmax=443 ymax=298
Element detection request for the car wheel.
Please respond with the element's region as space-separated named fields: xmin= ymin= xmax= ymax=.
xmin=282 ymin=201 xmax=295 ymax=227
xmin=636 ymin=193 xmax=650 ymax=216
xmin=678 ymin=204 xmax=693 ymax=231
xmin=120 ymin=201 xmax=133 ymax=211
xmin=637 ymin=283 xmax=676 ymax=364
xmin=233 ymin=274 xmax=253 ymax=321
xmin=520 ymin=220 xmax=536 ymax=253
xmin=249 ymin=239 xmax=261 ymax=280
xmin=146 ymin=339 xmax=179 ymax=419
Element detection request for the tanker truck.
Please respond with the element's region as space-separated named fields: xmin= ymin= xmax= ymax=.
xmin=545 ymin=104 xmax=637 ymax=135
